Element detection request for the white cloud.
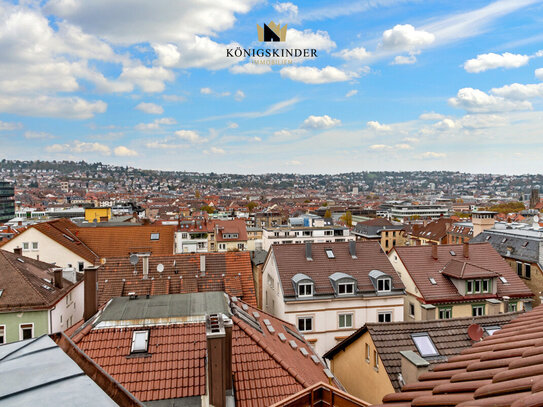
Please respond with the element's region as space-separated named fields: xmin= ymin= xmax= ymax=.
xmin=253 ymin=136 xmax=262 ymax=142
xmin=367 ymin=121 xmax=392 ymax=131
xmin=135 ymin=102 xmax=164 ymax=114
xmin=204 ymin=147 xmax=225 ymax=155
xmin=46 ymin=140 xmax=111 ymax=155
xmin=536 ymin=68 xmax=543 ymax=80
xmin=283 ymin=29 xmax=336 ymax=52
xmin=419 ymin=112 xmax=446 ymax=120
xmin=201 ymin=97 xmax=299 ymax=121
xmin=285 ymin=160 xmax=301 ymax=165
xmin=464 ymin=52 xmax=531 ymax=73
xmin=345 ymin=90 xmax=358 ymax=98
xmin=120 ymin=64 xmax=174 ymax=92
xmin=381 ymin=24 xmax=435 ymax=52
xmin=162 ymin=94 xmax=186 ymax=102
xmin=235 ymin=90 xmax=245 ymax=102
xmin=490 ymin=83 xmax=543 ymax=100
xmin=434 ymin=118 xmax=459 ymax=130
xmin=449 ymin=87 xmax=532 ymax=113
xmin=200 ymin=87 xmax=213 ymax=95
xmin=335 ymin=47 xmax=371 ymax=61
xmin=369 ymin=144 xmax=389 ymax=150
xmin=368 ymin=143 xmax=412 ymax=150
xmin=114 ymin=146 xmax=138 ymax=156
xmin=0 ymin=121 xmax=22 ymax=131
xmin=175 ymin=130 xmax=205 ymax=143
xmin=0 ymin=95 xmax=106 ymax=119
xmin=403 ymin=137 xmax=420 ymax=143
xmin=227 ymin=122 xmax=239 ymax=129
xmin=230 ymin=63 xmax=272 ymax=74
xmin=24 ymin=131 xmax=54 ymax=139
xmin=135 ymin=117 xmax=176 ymax=131
xmin=280 ymin=66 xmax=359 ymax=84
xmin=395 ymin=143 xmax=413 ymax=150
xmin=302 ymin=115 xmax=341 ymax=129
xmin=421 ymin=151 xmax=446 ymax=159
xmin=273 ymin=2 xmax=298 ymax=18
xmin=392 ymin=55 xmax=417 ymax=65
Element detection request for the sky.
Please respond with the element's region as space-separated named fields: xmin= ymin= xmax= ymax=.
xmin=1 ymin=0 xmax=543 ymax=174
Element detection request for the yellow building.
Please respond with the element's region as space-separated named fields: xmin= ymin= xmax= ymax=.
xmin=84 ymin=207 xmax=112 ymax=223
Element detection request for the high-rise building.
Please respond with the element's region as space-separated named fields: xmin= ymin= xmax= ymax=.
xmin=0 ymin=181 xmax=15 ymax=223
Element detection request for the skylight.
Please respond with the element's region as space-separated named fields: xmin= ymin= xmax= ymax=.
xmin=131 ymin=330 xmax=149 ymax=353
xmin=325 ymin=249 xmax=335 ymax=259
xmin=0 ymin=289 xmax=3 ymax=297
xmin=412 ymin=334 xmax=439 ymax=357
xmin=499 ymin=276 xmax=508 ymax=284
xmin=429 ymin=277 xmax=437 ymax=285
xmin=150 ymin=233 xmax=160 ymax=241
xmin=449 ymin=250 xmax=456 ymax=256
xmin=484 ymin=326 xmax=501 ymax=336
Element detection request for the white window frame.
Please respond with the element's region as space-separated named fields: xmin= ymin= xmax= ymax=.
xmin=338 ymin=282 xmax=355 ymax=295
xmin=377 ymin=278 xmax=392 ymax=292
xmin=297 ymin=316 xmax=313 ymax=332
xmin=19 ymin=323 xmax=34 ymax=341
xmin=31 ymin=242 xmax=39 ymax=250
xmin=22 ymin=242 xmax=29 ymax=250
xmin=338 ymin=313 xmax=353 ymax=329
xmin=131 ymin=330 xmax=150 ymax=353
xmin=298 ymin=282 xmax=313 ymax=297
xmin=378 ymin=311 xmax=392 ymax=323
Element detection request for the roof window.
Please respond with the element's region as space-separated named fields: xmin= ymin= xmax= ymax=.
xmin=429 ymin=277 xmax=437 ymax=285
xmin=131 ymin=330 xmax=149 ymax=353
xmin=412 ymin=333 xmax=439 ymax=357
xmin=325 ymin=249 xmax=335 ymax=259
xmin=499 ymin=276 xmax=508 ymax=284
xmin=150 ymin=233 xmax=160 ymax=241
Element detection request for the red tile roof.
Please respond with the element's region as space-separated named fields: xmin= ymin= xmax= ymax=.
xmin=214 ymin=219 xmax=248 ymax=242
xmin=440 ymin=260 xmax=498 ymax=279
xmin=71 ymin=224 xmax=176 ymax=258
xmin=271 ymin=241 xmax=404 ymax=297
xmin=410 ymin=218 xmax=452 ymax=242
xmin=97 ymin=252 xmax=256 ymax=307
xmin=393 ymin=243 xmax=533 ymax=303
xmin=0 ymin=249 xmax=81 ymax=311
xmin=374 ymin=305 xmax=543 ymax=407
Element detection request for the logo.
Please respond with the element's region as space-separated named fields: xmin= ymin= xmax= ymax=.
xmin=257 ymin=21 xmax=287 ymax=42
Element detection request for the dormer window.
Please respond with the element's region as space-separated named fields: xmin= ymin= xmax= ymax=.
xmin=338 ymin=282 xmax=354 ymax=295
xmin=377 ymin=278 xmax=391 ymax=292
xmin=292 ymin=273 xmax=314 ymax=298
xmin=329 ymin=272 xmax=357 ymax=296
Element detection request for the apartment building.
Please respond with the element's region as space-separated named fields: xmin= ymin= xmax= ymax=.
xmin=262 ymin=225 xmax=354 ymax=251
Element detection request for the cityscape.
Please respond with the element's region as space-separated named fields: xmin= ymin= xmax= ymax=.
xmin=3 ymin=0 xmax=543 ymax=406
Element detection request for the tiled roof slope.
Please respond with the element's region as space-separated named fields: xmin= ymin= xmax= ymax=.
xmin=393 ymin=243 xmax=533 ymax=303
xmin=471 ymin=230 xmax=542 ymax=264
xmin=75 ymin=324 xmax=207 ymax=402
xmin=0 ymin=249 xmax=80 ymax=311
xmin=97 ymin=252 xmax=256 ymax=306
xmin=34 ymin=218 xmax=98 ymax=263
xmin=71 ymin=224 xmax=176 ymax=257
xmin=440 ymin=261 xmax=498 ymax=279
xmin=410 ymin=218 xmax=452 ymax=241
xmin=272 ymin=241 xmax=404 ymax=297
xmin=214 ymin=219 xmax=248 ymax=242
xmin=231 ymin=298 xmax=334 ymax=406
xmin=374 ymin=305 xmax=543 ymax=407
xmin=325 ymin=313 xmax=519 ymax=393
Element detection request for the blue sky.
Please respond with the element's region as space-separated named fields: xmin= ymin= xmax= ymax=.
xmin=2 ymin=0 xmax=543 ymax=174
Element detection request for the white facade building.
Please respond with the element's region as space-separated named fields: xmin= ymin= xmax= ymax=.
xmin=261 ymin=226 xmax=354 ymax=252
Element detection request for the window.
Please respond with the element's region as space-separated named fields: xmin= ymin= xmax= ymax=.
xmin=219 ymin=243 xmax=226 ymax=250
xmin=482 ymin=279 xmax=490 ymax=293
xmin=474 ymin=280 xmax=481 ymax=293
xmin=338 ymin=282 xmax=355 ymax=295
xmin=439 ymin=307 xmax=452 ymax=319
xmin=517 ymin=262 xmax=523 ymax=277
xmin=525 ymin=264 xmax=531 ymax=279
xmin=377 ymin=278 xmax=391 ymax=292
xmin=0 ymin=326 xmax=5 ymax=344
xmin=365 ymin=343 xmax=370 ymax=362
xmin=409 ymin=303 xmax=415 ymax=317
xmin=467 ymin=280 xmax=473 ymax=294
xmin=429 ymin=277 xmax=437 ymax=285
xmin=131 ymin=330 xmax=149 ymax=353
xmin=373 ymin=350 xmax=379 ymax=369
xmin=237 ymin=243 xmax=245 ymax=250
xmin=297 ymin=316 xmax=313 ymax=332
xmin=378 ymin=311 xmax=392 ymax=323
xmin=338 ymin=313 xmax=353 ymax=328
xmin=22 ymin=242 xmax=29 ymax=250
xmin=484 ymin=326 xmax=501 ymax=335
xmin=32 ymin=242 xmax=38 ymax=250
xmin=298 ymin=283 xmax=313 ymax=297
xmin=472 ymin=305 xmax=485 ymax=316
xmin=150 ymin=233 xmax=160 ymax=241
xmin=325 ymin=249 xmax=335 ymax=259
xmin=499 ymin=276 xmax=508 ymax=284
xmin=508 ymin=302 xmax=518 ymax=312
xmin=412 ymin=334 xmax=439 ymax=357
xmin=20 ymin=323 xmax=33 ymax=340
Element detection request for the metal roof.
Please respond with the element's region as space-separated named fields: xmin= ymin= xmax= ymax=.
xmin=0 ymin=335 xmax=119 ymax=406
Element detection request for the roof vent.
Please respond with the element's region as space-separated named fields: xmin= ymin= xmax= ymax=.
xmin=289 ymin=340 xmax=298 ymax=349
xmin=310 ymin=355 xmax=320 ymax=364
xmin=300 ymin=347 xmax=309 ymax=357
xmin=278 ymin=333 xmax=287 ymax=342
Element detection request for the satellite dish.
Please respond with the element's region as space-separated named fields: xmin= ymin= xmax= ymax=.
xmin=468 ymin=324 xmax=484 ymax=341
xmin=129 ymin=254 xmax=139 ymax=265
xmin=157 ymin=263 xmax=164 ymax=273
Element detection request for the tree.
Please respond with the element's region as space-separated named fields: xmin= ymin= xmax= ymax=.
xmin=322 ymin=202 xmax=328 ymax=207
xmin=200 ymin=205 xmax=215 ymax=214
xmin=247 ymin=201 xmax=258 ymax=212
xmin=195 ymin=190 xmax=201 ymax=198
xmin=324 ymin=209 xmax=332 ymax=218
xmin=340 ymin=211 xmax=353 ymax=227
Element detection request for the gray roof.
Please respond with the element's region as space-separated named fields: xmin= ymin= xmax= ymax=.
xmin=0 ymin=335 xmax=120 ymax=406
xmin=471 ymin=229 xmax=542 ymax=264
xmin=329 ymin=272 xmax=355 ymax=282
xmin=98 ymin=291 xmax=230 ymax=325
xmin=292 ymin=273 xmax=312 ymax=283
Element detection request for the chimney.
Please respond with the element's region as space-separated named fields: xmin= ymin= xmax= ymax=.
xmin=200 ymin=255 xmax=206 ymax=276
xmin=349 ymin=240 xmax=357 ymax=258
xmin=431 ymin=243 xmax=438 ymax=260
xmin=13 ymin=247 xmax=22 ymax=255
xmin=463 ymin=242 xmax=469 ymax=258
xmin=224 ymin=317 xmax=233 ymax=391
xmin=53 ymin=268 xmax=63 ymax=289
xmin=305 ymin=242 xmax=312 ymax=261
xmin=83 ymin=266 xmax=99 ymax=321
xmin=206 ymin=314 xmax=228 ymax=407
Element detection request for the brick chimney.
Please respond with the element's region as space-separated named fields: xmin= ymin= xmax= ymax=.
xmin=13 ymin=247 xmax=22 ymax=255
xmin=84 ymin=266 xmax=99 ymax=321
xmin=463 ymin=242 xmax=469 ymax=258
xmin=206 ymin=313 xmax=231 ymax=407
xmin=53 ymin=268 xmax=63 ymax=289
xmin=431 ymin=243 xmax=438 ymax=260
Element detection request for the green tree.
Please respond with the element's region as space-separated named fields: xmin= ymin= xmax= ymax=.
xmin=195 ymin=190 xmax=201 ymax=198
xmin=340 ymin=211 xmax=353 ymax=227
xmin=247 ymin=201 xmax=258 ymax=212
xmin=324 ymin=209 xmax=332 ymax=218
